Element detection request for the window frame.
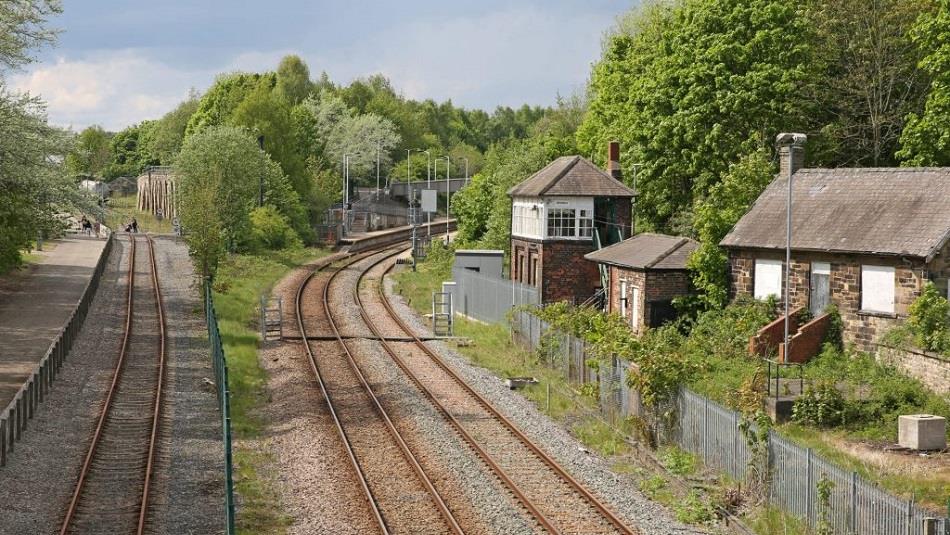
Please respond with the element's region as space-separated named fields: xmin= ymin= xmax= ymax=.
xmin=860 ymin=264 xmax=895 ymax=314
xmin=753 ymin=259 xmax=783 ymax=300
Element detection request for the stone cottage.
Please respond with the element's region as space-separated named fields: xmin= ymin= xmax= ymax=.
xmin=584 ymin=233 xmax=698 ymax=332
xmin=508 ymin=142 xmax=636 ymax=304
xmin=721 ymin=134 xmax=950 ymax=349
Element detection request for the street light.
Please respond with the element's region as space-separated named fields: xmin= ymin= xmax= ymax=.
xmin=461 ymin=157 xmax=469 ymax=184
xmin=375 ymin=141 xmax=381 ymax=200
xmin=416 ymin=149 xmax=432 ymax=237
xmin=257 ymin=135 xmax=265 ymax=207
xmin=777 ymin=133 xmax=807 ymax=362
xmin=437 ymin=155 xmax=451 ymax=243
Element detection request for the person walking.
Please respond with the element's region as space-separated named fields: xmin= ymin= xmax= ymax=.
xmin=131 ymin=217 xmax=139 ymax=234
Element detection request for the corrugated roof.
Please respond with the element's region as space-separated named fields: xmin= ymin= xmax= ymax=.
xmin=507 ymin=155 xmax=636 ymax=198
xmin=584 ymin=233 xmax=698 ymax=270
xmin=720 ymin=167 xmax=950 ymax=260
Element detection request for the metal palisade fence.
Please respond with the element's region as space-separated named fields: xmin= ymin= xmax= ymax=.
xmin=204 ymin=282 xmax=236 ymax=535
xmin=451 ymin=266 xmax=539 ymax=323
xmin=509 ymin=310 xmax=949 ymax=535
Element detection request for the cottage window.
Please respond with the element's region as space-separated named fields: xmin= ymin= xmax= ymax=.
xmin=619 ymin=280 xmax=628 ymax=318
xmin=861 ymin=265 xmax=895 ymax=314
xmin=547 ymin=208 xmax=576 ymax=238
xmin=754 ymin=259 xmax=783 ymax=300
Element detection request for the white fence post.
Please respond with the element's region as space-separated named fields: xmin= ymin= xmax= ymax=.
xmin=850 ymin=471 xmax=857 ymax=534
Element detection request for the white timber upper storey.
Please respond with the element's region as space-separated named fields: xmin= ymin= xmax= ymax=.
xmin=511 ymin=196 xmax=594 ymax=241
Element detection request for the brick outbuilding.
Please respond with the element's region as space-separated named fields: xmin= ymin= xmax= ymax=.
xmin=585 ymin=233 xmax=698 ymax=333
xmin=721 ymin=135 xmax=950 ymax=350
xmin=508 ymin=143 xmax=635 ymax=304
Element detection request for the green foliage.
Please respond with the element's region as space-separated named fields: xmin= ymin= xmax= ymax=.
xmin=674 ymin=490 xmax=716 ymax=524
xmin=823 ymin=303 xmax=844 ymax=350
xmin=898 ymin=0 xmax=950 ymax=166
xmin=579 ymin=0 xmax=816 ymax=232
xmin=186 ymin=72 xmax=275 ymax=137
xmin=176 ymin=126 xmax=260 ymax=275
xmin=422 ymin=238 xmax=454 ymax=280
xmin=105 ymin=120 xmax=158 ymax=178
xmin=688 ymin=150 xmax=775 ymax=308
xmin=816 ymin=475 xmax=835 ymax=535
xmin=0 ymin=1 xmax=61 ymax=70
xmin=146 ymin=92 xmax=200 ymax=165
xmin=908 ymin=282 xmax=950 ymax=352
xmin=65 ymin=125 xmax=112 ymax=178
xmin=274 ymin=54 xmax=312 ymax=105
xmin=248 ymin=206 xmax=302 ymax=252
xmin=659 ymin=446 xmax=697 ymax=477
xmin=792 ymin=380 xmax=845 ymax=427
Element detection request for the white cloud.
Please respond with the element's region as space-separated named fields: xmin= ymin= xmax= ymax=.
xmin=9 ymin=51 xmax=215 ymax=131
xmin=9 ymin=5 xmax=613 ymax=131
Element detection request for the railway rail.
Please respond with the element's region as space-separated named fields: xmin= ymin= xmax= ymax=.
xmin=60 ymin=235 xmax=167 ymax=535
xmin=295 ymin=242 xmax=639 ymax=534
xmin=357 ymin=248 xmax=639 ymax=535
xmin=294 ymin=246 xmax=465 ymax=535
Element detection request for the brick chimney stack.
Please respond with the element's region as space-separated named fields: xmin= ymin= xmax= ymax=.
xmin=776 ymin=132 xmax=807 ymax=177
xmin=607 ymin=141 xmax=622 ymax=180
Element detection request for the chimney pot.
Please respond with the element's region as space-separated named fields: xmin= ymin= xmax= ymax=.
xmin=776 ymin=132 xmax=806 ymax=177
xmin=607 ymin=141 xmax=622 ymax=180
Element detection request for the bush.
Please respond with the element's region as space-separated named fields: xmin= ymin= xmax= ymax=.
xmin=908 ymin=282 xmax=950 ymax=353
xmin=249 ymin=206 xmax=302 ymax=251
xmin=792 ymin=380 xmax=844 ymax=427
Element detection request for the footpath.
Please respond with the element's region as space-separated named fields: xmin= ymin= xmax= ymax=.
xmin=0 ymin=235 xmax=109 ymax=411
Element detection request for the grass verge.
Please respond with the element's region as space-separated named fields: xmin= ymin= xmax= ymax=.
xmin=105 ymin=193 xmax=174 ymax=233
xmin=212 ymin=247 xmax=329 ymax=534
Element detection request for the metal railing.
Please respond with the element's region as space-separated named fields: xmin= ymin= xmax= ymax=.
xmin=204 ymin=281 xmax=236 ymax=535
xmin=0 ymin=233 xmax=114 ymax=466
xmin=510 ymin=310 xmax=950 ymax=534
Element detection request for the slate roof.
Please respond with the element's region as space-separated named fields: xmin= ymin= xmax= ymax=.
xmin=584 ymin=233 xmax=698 ymax=270
xmin=720 ymin=168 xmax=950 ymax=261
xmin=507 ymin=156 xmax=636 ymax=198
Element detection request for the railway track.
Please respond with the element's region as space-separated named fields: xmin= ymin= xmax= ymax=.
xmin=60 ymin=235 xmax=167 ymax=535
xmin=353 ymin=248 xmax=639 ymax=535
xmin=293 ymin=243 xmax=639 ymax=534
xmin=294 ymin=246 xmax=465 ymax=535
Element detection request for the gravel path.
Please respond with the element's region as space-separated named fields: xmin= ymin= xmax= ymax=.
xmin=0 ymin=235 xmax=225 ymax=535
xmin=383 ymin=270 xmax=708 ymax=535
xmin=151 ymin=236 xmax=225 ymax=535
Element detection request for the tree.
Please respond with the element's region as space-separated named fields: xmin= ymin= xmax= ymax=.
xmin=275 ymin=55 xmax=312 ymax=105
xmin=185 ymin=72 xmax=274 ymax=136
xmin=105 ymin=121 xmax=158 ymax=178
xmin=147 ymin=91 xmax=200 ymax=164
xmin=0 ymin=1 xmax=60 ymax=70
xmin=687 ymin=149 xmax=775 ymax=308
xmin=66 ymin=125 xmax=112 ymax=178
xmin=898 ymin=0 xmax=950 ymax=166
xmin=806 ymin=0 xmax=934 ymax=166
xmin=578 ymin=0 xmax=816 ymax=232
xmin=176 ymin=126 xmax=262 ymax=275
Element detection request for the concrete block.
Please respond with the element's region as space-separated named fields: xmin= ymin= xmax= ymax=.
xmin=898 ymin=414 xmax=946 ymax=451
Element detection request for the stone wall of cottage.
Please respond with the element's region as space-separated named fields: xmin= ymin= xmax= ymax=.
xmin=608 ymin=267 xmax=646 ymax=332
xmin=728 ymin=248 xmax=933 ymax=350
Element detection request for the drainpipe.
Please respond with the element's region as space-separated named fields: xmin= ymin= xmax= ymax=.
xmin=779 ymin=133 xmax=807 ymax=361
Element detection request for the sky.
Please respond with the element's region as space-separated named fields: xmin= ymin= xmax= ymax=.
xmin=10 ymin=1 xmax=634 ymax=132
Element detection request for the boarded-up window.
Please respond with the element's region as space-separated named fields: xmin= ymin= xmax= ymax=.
xmin=861 ymin=265 xmax=895 ymax=313
xmin=754 ymin=259 xmax=783 ymax=300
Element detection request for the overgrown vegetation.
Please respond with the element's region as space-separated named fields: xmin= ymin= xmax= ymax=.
xmin=212 ymin=248 xmax=329 ymax=533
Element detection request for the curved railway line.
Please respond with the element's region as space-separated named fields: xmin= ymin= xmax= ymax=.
xmin=294 ymin=244 xmax=640 ymax=534
xmin=60 ymin=234 xmax=167 ymax=535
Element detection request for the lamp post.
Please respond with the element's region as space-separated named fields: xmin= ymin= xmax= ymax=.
xmin=461 ymin=157 xmax=469 ymax=184
xmin=257 ymin=135 xmax=265 ymax=207
xmin=417 ymin=149 xmax=432 ymax=237
xmin=443 ymin=155 xmax=451 ymax=243
xmin=376 ymin=141 xmax=381 ymax=200
xmin=778 ymin=133 xmax=807 ymax=362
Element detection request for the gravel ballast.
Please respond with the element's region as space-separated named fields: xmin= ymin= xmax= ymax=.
xmin=383 ymin=270 xmax=707 ymax=535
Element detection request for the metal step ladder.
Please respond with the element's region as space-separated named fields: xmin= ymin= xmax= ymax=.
xmin=432 ymin=291 xmax=453 ymax=337
xmin=260 ymin=296 xmax=283 ymax=341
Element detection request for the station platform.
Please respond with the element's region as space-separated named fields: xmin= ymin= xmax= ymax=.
xmin=341 ymin=218 xmax=456 ymax=252
xmin=0 ymin=235 xmax=109 ymax=411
